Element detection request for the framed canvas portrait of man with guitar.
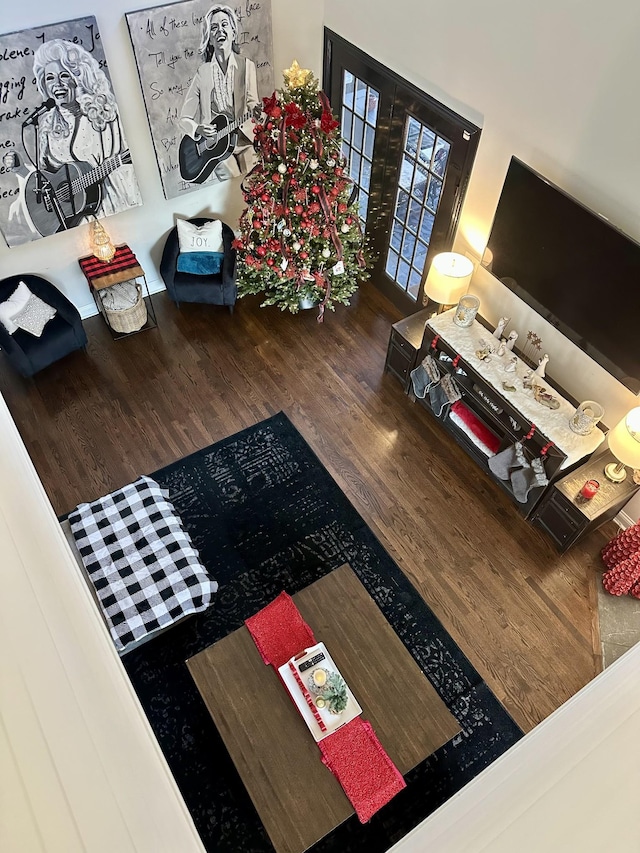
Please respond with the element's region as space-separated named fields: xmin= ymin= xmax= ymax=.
xmin=178 ymin=5 xmax=260 ymax=184
xmin=0 ymin=17 xmax=141 ymax=247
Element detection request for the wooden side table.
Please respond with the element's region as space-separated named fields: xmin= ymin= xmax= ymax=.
xmin=78 ymin=244 xmax=157 ymax=339
xmin=384 ymin=308 xmax=432 ymax=392
xmin=531 ymin=449 xmax=640 ymax=552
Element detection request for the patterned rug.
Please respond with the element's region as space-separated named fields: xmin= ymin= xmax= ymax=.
xmin=123 ymin=412 xmax=522 ymax=852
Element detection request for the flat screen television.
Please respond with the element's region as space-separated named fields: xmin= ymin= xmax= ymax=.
xmin=483 ymin=157 xmax=640 ymax=392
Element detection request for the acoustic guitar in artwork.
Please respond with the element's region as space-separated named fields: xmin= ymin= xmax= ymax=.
xmin=25 ymin=150 xmax=132 ymax=237
xmin=178 ymin=110 xmax=252 ymax=184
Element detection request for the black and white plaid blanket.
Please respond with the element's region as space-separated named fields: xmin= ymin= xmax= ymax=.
xmin=68 ymin=475 xmax=217 ymax=652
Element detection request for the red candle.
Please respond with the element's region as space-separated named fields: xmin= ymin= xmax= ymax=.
xmin=580 ymin=479 xmax=600 ymax=499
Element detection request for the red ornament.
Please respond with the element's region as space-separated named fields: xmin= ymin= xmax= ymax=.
xmin=311 ymin=185 xmax=321 ymax=194
xmin=294 ymin=204 xmax=304 ymax=214
xmin=346 ymin=217 xmax=353 ymax=224
xmin=272 ymin=173 xmax=281 ymax=183
xmin=299 ymin=152 xmax=308 ymax=161
xmin=338 ymin=203 xmax=347 ymax=213
xmin=287 ymin=166 xmax=294 ymax=173
xmin=261 ymin=193 xmax=270 ymax=202
xmin=330 ymin=187 xmax=340 ymax=197
xmin=299 ymin=251 xmax=308 ymax=259
xmin=266 ymin=122 xmax=273 ymax=130
xmin=267 ymin=257 xmax=274 ymax=265
xmin=252 ymin=218 xmax=261 ymax=228
xmin=335 ymin=167 xmax=343 ymax=176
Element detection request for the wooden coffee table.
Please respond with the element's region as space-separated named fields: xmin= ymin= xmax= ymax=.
xmin=187 ymin=564 xmax=459 ymax=853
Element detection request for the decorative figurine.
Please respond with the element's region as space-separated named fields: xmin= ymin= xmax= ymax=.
xmin=533 ymin=384 xmax=560 ymax=409
xmin=493 ymin=316 xmax=510 ymax=339
xmin=505 ymin=330 xmax=519 ymax=351
xmin=475 ymin=346 xmax=492 ymax=361
xmin=496 ymin=340 xmax=507 ymax=357
xmin=504 ymin=356 xmax=517 ymax=373
xmin=534 ymin=353 xmax=549 ymax=378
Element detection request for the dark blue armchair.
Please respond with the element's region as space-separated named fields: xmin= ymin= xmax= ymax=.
xmin=0 ymin=275 xmax=87 ymax=377
xmin=159 ymin=217 xmax=237 ymax=313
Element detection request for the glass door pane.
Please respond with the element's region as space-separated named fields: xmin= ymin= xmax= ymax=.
xmin=385 ymin=117 xmax=451 ymax=301
xmin=339 ymin=70 xmax=380 ymax=228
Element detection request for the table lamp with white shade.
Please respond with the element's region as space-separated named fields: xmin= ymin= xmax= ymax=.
xmin=604 ymin=407 xmax=640 ymax=483
xmin=423 ymin=252 xmax=474 ymax=314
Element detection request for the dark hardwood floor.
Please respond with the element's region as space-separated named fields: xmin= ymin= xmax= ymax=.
xmin=0 ymin=283 xmax=608 ymax=733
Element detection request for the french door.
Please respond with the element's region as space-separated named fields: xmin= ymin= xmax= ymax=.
xmin=323 ymin=31 xmax=480 ymax=315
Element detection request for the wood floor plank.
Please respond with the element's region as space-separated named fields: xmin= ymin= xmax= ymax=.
xmin=0 ymin=283 xmax=607 ymax=732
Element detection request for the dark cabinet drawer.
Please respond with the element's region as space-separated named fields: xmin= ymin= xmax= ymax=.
xmin=387 ymin=345 xmax=414 ymax=382
xmin=385 ymin=331 xmax=419 ymax=389
xmin=532 ymin=491 xmax=584 ymax=549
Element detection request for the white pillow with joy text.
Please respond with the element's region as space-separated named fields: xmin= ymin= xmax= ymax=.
xmin=176 ymin=219 xmax=224 ymax=254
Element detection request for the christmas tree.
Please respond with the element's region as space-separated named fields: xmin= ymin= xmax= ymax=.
xmin=234 ymin=60 xmax=370 ymax=321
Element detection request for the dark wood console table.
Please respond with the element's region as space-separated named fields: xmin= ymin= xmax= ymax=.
xmin=388 ymin=308 xmax=607 ymax=524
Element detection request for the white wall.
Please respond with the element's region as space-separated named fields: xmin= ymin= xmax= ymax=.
xmin=0 ymin=0 xmax=325 ymax=319
xmin=325 ymin=0 xmax=640 ymax=519
xmin=390 ymin=642 xmax=640 ymax=853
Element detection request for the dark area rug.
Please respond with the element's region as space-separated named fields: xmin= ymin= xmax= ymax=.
xmin=123 ymin=412 xmax=523 ymax=852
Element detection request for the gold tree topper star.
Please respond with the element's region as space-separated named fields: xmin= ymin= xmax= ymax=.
xmin=283 ymin=59 xmax=312 ymax=88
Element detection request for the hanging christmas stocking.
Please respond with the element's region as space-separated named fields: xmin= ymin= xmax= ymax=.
xmin=410 ymin=354 xmax=440 ymax=399
xmin=428 ymin=374 xmax=461 ymax=417
xmin=487 ymin=442 xmax=520 ymax=480
xmin=510 ymin=449 xmax=549 ymax=503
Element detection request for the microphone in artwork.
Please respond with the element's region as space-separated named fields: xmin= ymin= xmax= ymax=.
xmin=22 ymin=98 xmax=56 ymax=127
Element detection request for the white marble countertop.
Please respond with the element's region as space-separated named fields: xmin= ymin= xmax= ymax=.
xmin=427 ymin=310 xmax=605 ymax=468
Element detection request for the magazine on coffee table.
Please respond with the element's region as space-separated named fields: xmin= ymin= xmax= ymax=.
xmin=278 ymin=642 xmax=362 ymax=742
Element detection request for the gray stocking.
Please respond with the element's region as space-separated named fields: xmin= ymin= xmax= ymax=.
xmin=488 ymin=443 xmax=520 ymax=480
xmin=410 ymin=355 xmax=440 ymax=398
xmin=511 ymin=454 xmax=548 ymax=503
xmin=429 ymin=374 xmax=460 ymax=417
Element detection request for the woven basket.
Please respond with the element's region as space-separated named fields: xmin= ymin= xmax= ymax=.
xmin=101 ymin=280 xmax=147 ymax=334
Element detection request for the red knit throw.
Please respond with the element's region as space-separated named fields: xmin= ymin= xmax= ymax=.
xmin=319 ymin=718 xmax=406 ymax=823
xmin=245 ymin=591 xmax=315 ymax=668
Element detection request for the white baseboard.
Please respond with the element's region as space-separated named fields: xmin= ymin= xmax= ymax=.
xmin=615 ymin=509 xmax=636 ymax=530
